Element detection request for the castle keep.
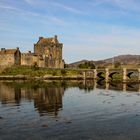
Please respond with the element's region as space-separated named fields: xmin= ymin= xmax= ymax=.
xmin=34 ymin=35 xmax=64 ymax=68
xmin=0 ymin=35 xmax=64 ymax=68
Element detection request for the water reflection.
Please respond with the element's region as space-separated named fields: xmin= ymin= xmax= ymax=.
xmin=0 ymin=82 xmax=64 ymax=116
xmin=80 ymin=80 xmax=140 ymax=92
xmin=0 ymin=81 xmax=139 ymax=116
xmin=34 ymin=87 xmax=64 ymax=116
xmin=0 ymin=81 xmax=140 ymax=140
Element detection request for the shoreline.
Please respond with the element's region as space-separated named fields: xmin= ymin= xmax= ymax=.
xmin=0 ymin=75 xmax=139 ymax=83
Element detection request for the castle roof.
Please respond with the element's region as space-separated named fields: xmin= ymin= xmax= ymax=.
xmin=0 ymin=48 xmax=19 ymax=55
xmin=36 ymin=36 xmax=59 ymax=45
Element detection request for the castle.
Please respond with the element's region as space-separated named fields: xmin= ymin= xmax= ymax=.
xmin=0 ymin=35 xmax=64 ymax=68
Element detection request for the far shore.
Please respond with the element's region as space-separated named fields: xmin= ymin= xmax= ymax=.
xmin=0 ymin=66 xmax=139 ymax=83
xmin=0 ymin=75 xmax=84 ymax=80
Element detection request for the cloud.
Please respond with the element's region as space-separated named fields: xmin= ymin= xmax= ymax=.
xmin=0 ymin=4 xmax=18 ymax=10
xmin=91 ymin=0 xmax=140 ymax=12
xmin=1 ymin=0 xmax=140 ymax=63
xmin=24 ymin=0 xmax=85 ymax=15
xmin=50 ymin=2 xmax=86 ymax=15
xmin=24 ymin=0 xmax=34 ymax=5
xmin=0 ymin=2 xmax=66 ymax=26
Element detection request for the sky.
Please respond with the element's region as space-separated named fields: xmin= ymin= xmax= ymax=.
xmin=0 ymin=0 xmax=140 ymax=63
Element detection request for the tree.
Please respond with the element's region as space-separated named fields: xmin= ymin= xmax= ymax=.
xmin=114 ymin=62 xmax=121 ymax=68
xmin=78 ymin=61 xmax=96 ymax=69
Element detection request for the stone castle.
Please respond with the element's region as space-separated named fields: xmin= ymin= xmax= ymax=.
xmin=0 ymin=35 xmax=64 ymax=68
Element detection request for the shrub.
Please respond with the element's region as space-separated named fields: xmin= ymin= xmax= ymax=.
xmin=61 ymin=69 xmax=67 ymax=76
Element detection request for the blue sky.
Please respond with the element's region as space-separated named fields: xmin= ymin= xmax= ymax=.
xmin=0 ymin=0 xmax=140 ymax=63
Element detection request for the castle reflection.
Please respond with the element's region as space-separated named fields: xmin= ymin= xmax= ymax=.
xmin=33 ymin=87 xmax=64 ymax=116
xmin=0 ymin=82 xmax=64 ymax=116
xmin=0 ymin=81 xmax=139 ymax=116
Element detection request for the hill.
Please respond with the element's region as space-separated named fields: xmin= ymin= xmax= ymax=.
xmin=68 ymin=55 xmax=140 ymax=68
xmin=68 ymin=60 xmax=90 ymax=68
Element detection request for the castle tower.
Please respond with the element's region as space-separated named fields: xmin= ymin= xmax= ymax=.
xmin=34 ymin=35 xmax=64 ymax=68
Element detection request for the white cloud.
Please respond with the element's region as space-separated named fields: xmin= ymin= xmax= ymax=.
xmin=91 ymin=0 xmax=140 ymax=12
xmin=24 ymin=0 xmax=34 ymax=5
xmin=24 ymin=0 xmax=85 ymax=15
xmin=0 ymin=2 xmax=66 ymax=26
xmin=0 ymin=4 xmax=18 ymax=10
xmin=50 ymin=2 xmax=85 ymax=15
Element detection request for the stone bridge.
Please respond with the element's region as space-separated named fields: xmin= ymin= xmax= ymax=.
xmin=81 ymin=68 xmax=140 ymax=82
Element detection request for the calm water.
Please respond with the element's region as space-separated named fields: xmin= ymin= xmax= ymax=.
xmin=0 ymin=80 xmax=140 ymax=140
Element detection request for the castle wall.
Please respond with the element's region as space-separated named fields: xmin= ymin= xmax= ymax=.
xmin=0 ymin=36 xmax=64 ymax=69
xmin=38 ymin=59 xmax=45 ymax=67
xmin=15 ymin=50 xmax=21 ymax=65
xmin=34 ymin=44 xmax=44 ymax=55
xmin=21 ymin=54 xmax=35 ymax=66
xmin=0 ymin=54 xmax=15 ymax=66
xmin=21 ymin=53 xmax=45 ymax=67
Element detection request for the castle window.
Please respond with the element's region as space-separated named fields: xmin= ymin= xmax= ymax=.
xmin=50 ymin=54 xmax=53 ymax=60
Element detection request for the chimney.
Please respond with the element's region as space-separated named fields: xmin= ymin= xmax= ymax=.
xmin=1 ymin=48 xmax=5 ymax=51
xmin=54 ymin=35 xmax=58 ymax=43
xmin=54 ymin=35 xmax=57 ymax=40
xmin=39 ymin=37 xmax=43 ymax=40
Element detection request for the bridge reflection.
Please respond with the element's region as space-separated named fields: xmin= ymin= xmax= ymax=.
xmin=0 ymin=81 xmax=139 ymax=116
xmin=81 ymin=80 xmax=140 ymax=92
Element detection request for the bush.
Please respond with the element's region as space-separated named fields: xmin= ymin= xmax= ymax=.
xmin=61 ymin=69 xmax=67 ymax=76
xmin=52 ymin=71 xmax=57 ymax=76
xmin=32 ymin=62 xmax=39 ymax=70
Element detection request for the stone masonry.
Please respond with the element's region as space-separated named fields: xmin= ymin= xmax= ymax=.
xmin=0 ymin=47 xmax=21 ymax=68
xmin=34 ymin=35 xmax=64 ymax=68
xmin=0 ymin=35 xmax=64 ymax=68
xmin=22 ymin=35 xmax=64 ymax=68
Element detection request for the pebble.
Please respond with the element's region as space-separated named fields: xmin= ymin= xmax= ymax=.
xmin=42 ymin=124 xmax=48 ymax=128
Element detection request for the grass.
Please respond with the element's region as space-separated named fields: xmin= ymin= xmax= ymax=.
xmin=0 ymin=66 xmax=139 ymax=82
xmin=0 ymin=66 xmax=82 ymax=77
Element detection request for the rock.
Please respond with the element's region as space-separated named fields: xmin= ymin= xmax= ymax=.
xmin=64 ymin=118 xmax=72 ymax=124
xmin=65 ymin=121 xmax=72 ymax=124
xmin=42 ymin=124 xmax=48 ymax=128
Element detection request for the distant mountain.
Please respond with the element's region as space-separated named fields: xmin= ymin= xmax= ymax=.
xmin=68 ymin=55 xmax=140 ymax=68
xmin=96 ymin=55 xmax=140 ymax=65
xmin=68 ymin=60 xmax=89 ymax=68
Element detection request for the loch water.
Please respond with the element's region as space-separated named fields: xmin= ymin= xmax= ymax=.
xmin=0 ymin=80 xmax=140 ymax=140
